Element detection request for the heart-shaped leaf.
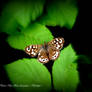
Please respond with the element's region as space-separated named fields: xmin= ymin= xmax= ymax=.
xmin=4 ymin=58 xmax=51 ymax=92
xmin=52 ymin=44 xmax=79 ymax=92
xmin=40 ymin=0 xmax=78 ymax=29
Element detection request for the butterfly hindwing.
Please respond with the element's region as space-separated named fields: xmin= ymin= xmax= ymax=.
xmin=38 ymin=48 xmax=49 ymax=64
xmin=47 ymin=45 xmax=60 ymax=61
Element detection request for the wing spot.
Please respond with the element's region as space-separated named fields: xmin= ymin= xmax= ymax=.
xmin=31 ymin=51 xmax=36 ymax=55
xmin=54 ymin=41 xmax=56 ymax=43
xmin=33 ymin=46 xmax=36 ymax=48
xmin=41 ymin=56 xmax=43 ymax=58
xmin=38 ymin=53 xmax=40 ymax=55
xmin=30 ymin=45 xmax=32 ymax=49
xmin=52 ymin=51 xmax=59 ymax=59
xmin=55 ymin=38 xmax=59 ymax=41
xmin=45 ymin=59 xmax=47 ymax=60
xmin=32 ymin=49 xmax=34 ymax=52
xmin=59 ymin=39 xmax=62 ymax=43
xmin=56 ymin=45 xmax=60 ymax=49
xmin=26 ymin=47 xmax=30 ymax=52
xmin=56 ymin=42 xmax=59 ymax=45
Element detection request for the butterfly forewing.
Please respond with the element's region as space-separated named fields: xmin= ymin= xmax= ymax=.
xmin=38 ymin=48 xmax=49 ymax=64
xmin=48 ymin=37 xmax=64 ymax=50
xmin=25 ymin=45 xmax=42 ymax=57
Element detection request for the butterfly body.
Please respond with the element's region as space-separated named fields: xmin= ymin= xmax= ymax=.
xmin=25 ymin=37 xmax=64 ymax=64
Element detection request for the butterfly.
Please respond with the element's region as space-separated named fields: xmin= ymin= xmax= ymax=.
xmin=25 ymin=37 xmax=64 ymax=64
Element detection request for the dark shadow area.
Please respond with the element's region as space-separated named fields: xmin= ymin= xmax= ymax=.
xmin=77 ymin=57 xmax=92 ymax=92
xmin=0 ymin=32 xmax=30 ymax=91
xmin=0 ymin=33 xmax=31 ymax=65
xmin=46 ymin=26 xmax=71 ymax=47
xmin=0 ymin=66 xmax=16 ymax=92
xmin=72 ymin=1 xmax=92 ymax=92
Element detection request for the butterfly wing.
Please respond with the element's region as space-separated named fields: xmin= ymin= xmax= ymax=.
xmin=38 ymin=48 xmax=49 ymax=64
xmin=48 ymin=37 xmax=64 ymax=50
xmin=47 ymin=37 xmax=64 ymax=61
xmin=25 ymin=37 xmax=64 ymax=63
xmin=25 ymin=45 xmax=42 ymax=57
xmin=47 ymin=46 xmax=60 ymax=61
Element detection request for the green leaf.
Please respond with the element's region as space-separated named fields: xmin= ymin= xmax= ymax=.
xmin=7 ymin=23 xmax=53 ymax=50
xmin=0 ymin=15 xmax=18 ymax=34
xmin=4 ymin=58 xmax=51 ymax=92
xmin=40 ymin=0 xmax=78 ymax=29
xmin=0 ymin=0 xmax=45 ymax=34
xmin=52 ymin=44 xmax=79 ymax=92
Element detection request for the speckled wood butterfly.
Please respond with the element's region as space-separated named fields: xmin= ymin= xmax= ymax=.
xmin=25 ymin=37 xmax=64 ymax=64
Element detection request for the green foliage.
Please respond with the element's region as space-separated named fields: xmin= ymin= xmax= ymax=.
xmin=40 ymin=0 xmax=78 ymax=29
xmin=0 ymin=0 xmax=45 ymax=34
xmin=4 ymin=44 xmax=79 ymax=92
xmin=4 ymin=58 xmax=51 ymax=92
xmin=0 ymin=0 xmax=80 ymax=92
xmin=52 ymin=44 xmax=79 ymax=92
xmin=7 ymin=23 xmax=53 ymax=50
